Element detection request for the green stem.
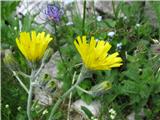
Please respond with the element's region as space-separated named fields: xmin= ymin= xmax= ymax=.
xmin=48 ymin=67 xmax=87 ymax=120
xmin=17 ymin=71 xmax=30 ymax=78
xmin=27 ymin=70 xmax=35 ymax=120
xmin=12 ymin=71 xmax=29 ymax=93
xmin=82 ymin=0 xmax=86 ymax=35
xmin=67 ymin=72 xmax=77 ymax=120
xmin=27 ymin=79 xmax=33 ymax=120
xmin=76 ymin=86 xmax=92 ymax=95
xmin=34 ymin=62 xmax=44 ymax=79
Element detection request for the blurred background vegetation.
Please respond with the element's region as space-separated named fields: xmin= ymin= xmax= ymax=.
xmin=1 ymin=1 xmax=160 ymax=120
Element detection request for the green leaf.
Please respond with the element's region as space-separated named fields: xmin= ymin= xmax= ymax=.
xmin=104 ymin=19 xmax=116 ymax=28
xmin=54 ymin=111 xmax=63 ymax=119
xmin=81 ymin=106 xmax=93 ymax=119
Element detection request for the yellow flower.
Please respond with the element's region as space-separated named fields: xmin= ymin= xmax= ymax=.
xmin=16 ymin=31 xmax=53 ymax=62
xmin=74 ymin=36 xmax=123 ymax=70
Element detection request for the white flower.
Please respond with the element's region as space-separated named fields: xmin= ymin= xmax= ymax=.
xmin=123 ymin=16 xmax=127 ymax=20
xmin=66 ymin=21 xmax=73 ymax=26
xmin=96 ymin=39 xmax=99 ymax=42
xmin=109 ymin=108 xmax=114 ymax=113
xmin=109 ymin=108 xmax=117 ymax=115
xmin=5 ymin=104 xmax=9 ymax=108
xmin=91 ymin=116 xmax=94 ymax=120
xmin=109 ymin=108 xmax=117 ymax=119
xmin=136 ymin=23 xmax=141 ymax=27
xmin=14 ymin=27 xmax=17 ymax=30
xmin=97 ymin=16 xmax=102 ymax=21
xmin=17 ymin=106 xmax=22 ymax=111
xmin=42 ymin=109 xmax=48 ymax=115
xmin=117 ymin=42 xmax=122 ymax=49
xmin=108 ymin=32 xmax=115 ymax=37
xmin=110 ymin=114 xmax=116 ymax=119
xmin=91 ymin=116 xmax=98 ymax=120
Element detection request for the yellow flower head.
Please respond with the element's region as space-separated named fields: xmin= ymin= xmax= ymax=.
xmin=16 ymin=31 xmax=53 ymax=62
xmin=74 ymin=36 xmax=123 ymax=70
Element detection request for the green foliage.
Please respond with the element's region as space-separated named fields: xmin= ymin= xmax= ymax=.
xmin=2 ymin=1 xmax=160 ymax=120
xmin=81 ymin=106 xmax=94 ymax=119
xmin=77 ymin=80 xmax=93 ymax=104
xmin=1 ymin=1 xmax=19 ymax=47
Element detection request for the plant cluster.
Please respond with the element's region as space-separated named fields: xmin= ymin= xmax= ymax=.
xmin=1 ymin=1 xmax=160 ymax=120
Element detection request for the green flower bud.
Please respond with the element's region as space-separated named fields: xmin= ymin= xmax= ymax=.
xmin=47 ymin=80 xmax=57 ymax=93
xmin=38 ymin=73 xmax=57 ymax=94
xmin=42 ymin=48 xmax=53 ymax=64
xmin=3 ymin=49 xmax=19 ymax=71
xmin=90 ymin=81 xmax=112 ymax=96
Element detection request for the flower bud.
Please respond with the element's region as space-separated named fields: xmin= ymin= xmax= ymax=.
xmin=3 ymin=49 xmax=19 ymax=71
xmin=42 ymin=48 xmax=53 ymax=64
xmin=90 ymin=81 xmax=112 ymax=96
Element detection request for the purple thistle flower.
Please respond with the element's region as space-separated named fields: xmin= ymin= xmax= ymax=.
xmin=45 ymin=4 xmax=63 ymax=23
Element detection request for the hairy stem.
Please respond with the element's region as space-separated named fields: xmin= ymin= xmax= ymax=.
xmin=27 ymin=79 xmax=33 ymax=120
xmin=34 ymin=62 xmax=44 ymax=78
xmin=12 ymin=71 xmax=29 ymax=93
xmin=17 ymin=71 xmax=30 ymax=78
xmin=67 ymin=72 xmax=77 ymax=120
xmin=27 ymin=69 xmax=36 ymax=120
xmin=76 ymin=86 xmax=92 ymax=95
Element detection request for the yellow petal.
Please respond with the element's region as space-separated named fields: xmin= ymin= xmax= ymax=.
xmin=16 ymin=31 xmax=53 ymax=62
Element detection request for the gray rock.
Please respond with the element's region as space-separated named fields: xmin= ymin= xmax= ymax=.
xmin=71 ymin=99 xmax=101 ymax=118
xmin=33 ymin=51 xmax=62 ymax=106
xmin=34 ymin=87 xmax=53 ymax=106
xmin=127 ymin=109 xmax=145 ymax=120
xmin=144 ymin=1 xmax=159 ymax=28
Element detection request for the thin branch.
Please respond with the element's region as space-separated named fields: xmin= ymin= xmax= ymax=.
xmin=76 ymin=86 xmax=92 ymax=95
xmin=34 ymin=63 xmax=45 ymax=79
xmin=17 ymin=71 xmax=30 ymax=78
xmin=67 ymin=72 xmax=77 ymax=120
xmin=12 ymin=71 xmax=29 ymax=94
